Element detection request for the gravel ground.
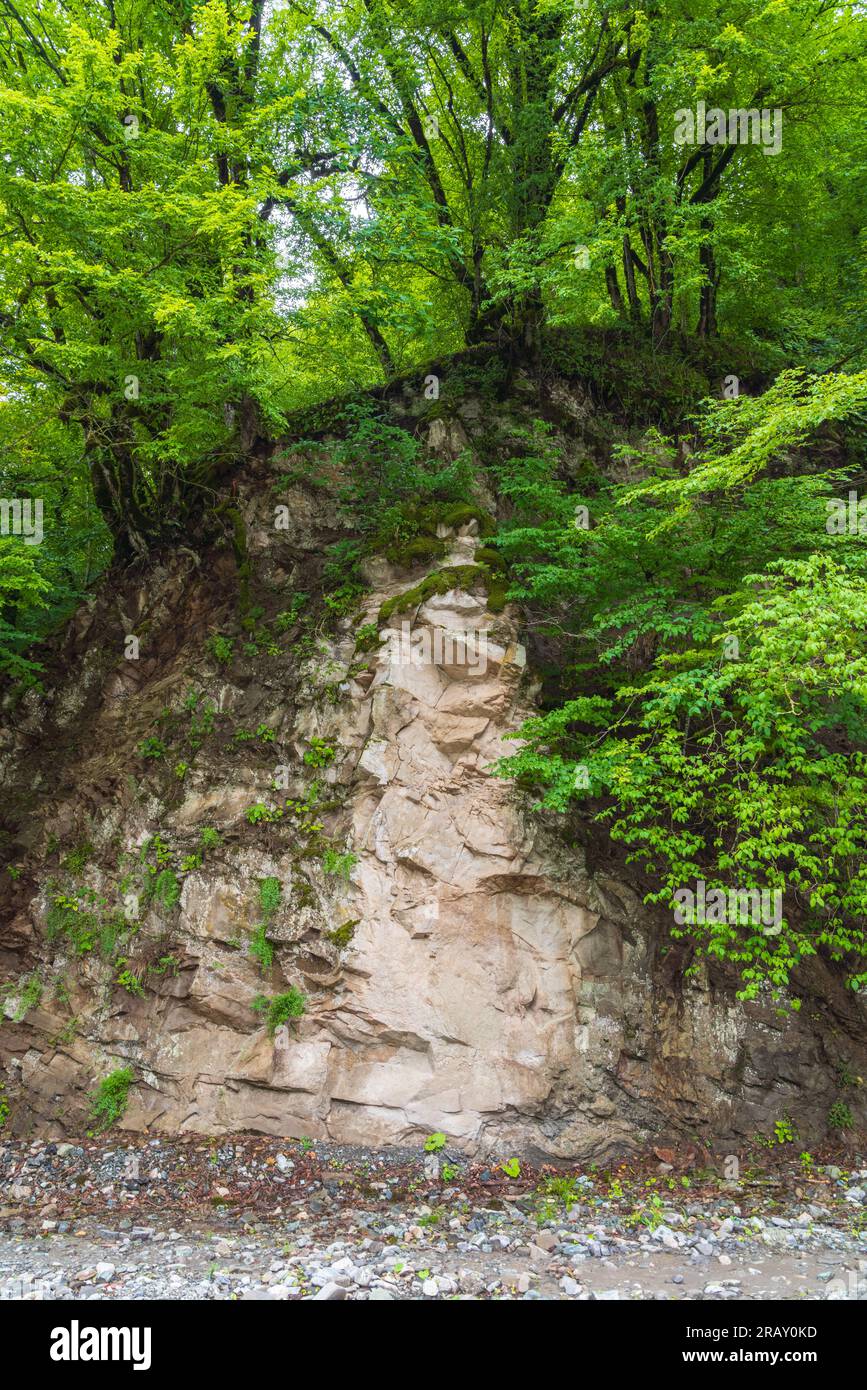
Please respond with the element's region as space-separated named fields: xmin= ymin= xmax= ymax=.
xmin=2 ymin=1136 xmax=867 ymax=1301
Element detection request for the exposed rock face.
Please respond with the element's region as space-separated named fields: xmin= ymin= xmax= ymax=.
xmin=2 ymin=400 xmax=866 ymax=1158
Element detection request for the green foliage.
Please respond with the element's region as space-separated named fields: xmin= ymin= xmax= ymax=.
xmin=0 ymin=1084 xmax=9 ymax=1129
xmin=153 ymin=869 xmax=181 ymax=911
xmin=115 ymin=964 xmax=145 ymax=998
xmin=88 ymin=1067 xmax=134 ymax=1133
xmin=12 ymin=972 xmax=42 ymax=1022
xmin=273 ymin=597 xmax=308 ymax=634
xmin=150 ymin=955 xmax=180 ymax=978
xmin=258 ymin=877 xmax=282 ymax=920
xmin=207 ymin=635 xmax=234 ymax=666
xmin=251 ymin=988 xmax=306 ymax=1036
xmin=200 ymin=827 xmax=221 ymax=852
xmin=378 ymin=565 xmax=487 ymax=623
xmin=141 ymin=835 xmax=173 ymax=868
xmin=333 ymin=405 xmax=474 ymax=539
xmin=424 ymin=1132 xmax=447 ymax=1153
xmin=0 ymin=0 xmax=864 ymax=686
xmin=187 ymin=701 xmax=218 ymax=751
xmin=535 ymin=1175 xmax=583 ymax=1215
xmin=138 ymin=737 xmax=167 ymax=761
xmin=496 ymin=377 xmax=867 ymax=1002
xmin=249 ymin=922 xmax=274 ymax=974
xmin=322 ymin=848 xmax=357 ymax=881
xmin=62 ymin=843 xmax=93 ymax=876
xmin=303 ymin=738 xmax=335 ymax=769
xmin=828 ymin=1102 xmax=854 ymax=1131
xmin=355 ymin=623 xmax=380 ymax=653
xmin=245 ymin=802 xmax=282 ymax=825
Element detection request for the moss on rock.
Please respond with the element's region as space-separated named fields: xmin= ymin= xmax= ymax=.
xmin=379 ymin=565 xmax=488 ymax=623
xmin=382 ymin=536 xmax=448 ymax=567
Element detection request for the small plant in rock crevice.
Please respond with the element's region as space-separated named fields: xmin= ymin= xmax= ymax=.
xmin=828 ymin=1101 xmax=854 ymax=1132
xmin=153 ymin=868 xmax=180 ymax=910
xmin=138 ymin=736 xmax=167 ymax=760
xmin=11 ymin=972 xmax=42 ymax=1021
xmin=259 ymin=876 xmax=282 ymax=919
xmin=304 ymin=737 xmax=335 ymax=768
xmin=252 ymin=988 xmax=306 ymax=1036
xmin=322 ymin=847 xmax=357 ymax=880
xmin=88 ymin=1066 xmax=134 ymax=1133
xmin=249 ymin=921 xmax=274 ymax=973
xmin=115 ymin=963 xmax=145 ymax=997
xmin=207 ymin=633 xmax=233 ymax=665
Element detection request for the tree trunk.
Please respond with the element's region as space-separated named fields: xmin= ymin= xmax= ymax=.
xmin=606 ymin=264 xmax=625 ymax=316
xmin=696 ymin=213 xmax=718 ymax=338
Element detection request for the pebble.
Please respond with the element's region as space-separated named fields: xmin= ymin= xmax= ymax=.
xmin=2 ymin=1135 xmax=865 ymax=1302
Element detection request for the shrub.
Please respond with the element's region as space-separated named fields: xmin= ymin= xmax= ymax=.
xmin=46 ymin=893 xmax=98 ymax=955
xmin=303 ymin=737 xmax=335 ymax=769
xmin=245 ymin=802 xmax=282 ymax=825
xmin=138 ymin=736 xmax=167 ymax=760
xmin=322 ymin=847 xmax=357 ymax=881
xmin=188 ymin=701 xmax=217 ymax=749
xmin=332 ymin=404 xmax=475 ymax=540
xmin=115 ymin=965 xmax=145 ymax=998
xmin=97 ymin=913 xmax=127 ymax=959
xmin=828 ymin=1101 xmax=854 ymax=1131
xmin=252 ymin=988 xmax=306 ymax=1036
xmin=207 ymin=633 xmax=234 ymax=665
xmin=89 ymin=1066 xmax=134 ymax=1132
xmin=355 ymin=622 xmax=380 ymax=653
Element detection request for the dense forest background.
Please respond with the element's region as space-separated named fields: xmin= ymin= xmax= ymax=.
xmin=2 ymin=0 xmax=867 ymax=1003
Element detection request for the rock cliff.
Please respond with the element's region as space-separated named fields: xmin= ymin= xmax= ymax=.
xmin=2 ymin=365 xmax=865 ymax=1157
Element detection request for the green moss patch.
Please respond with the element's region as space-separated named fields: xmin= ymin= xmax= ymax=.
xmin=382 ymin=536 xmax=448 ymax=567
xmin=379 ymin=565 xmax=486 ymax=622
xmin=326 ymin=919 xmax=360 ymax=950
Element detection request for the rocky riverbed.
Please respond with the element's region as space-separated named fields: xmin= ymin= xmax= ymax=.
xmin=2 ymin=1136 xmax=866 ymax=1301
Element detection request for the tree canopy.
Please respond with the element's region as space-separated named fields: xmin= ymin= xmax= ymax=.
xmin=2 ymin=0 xmax=867 ymax=1000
